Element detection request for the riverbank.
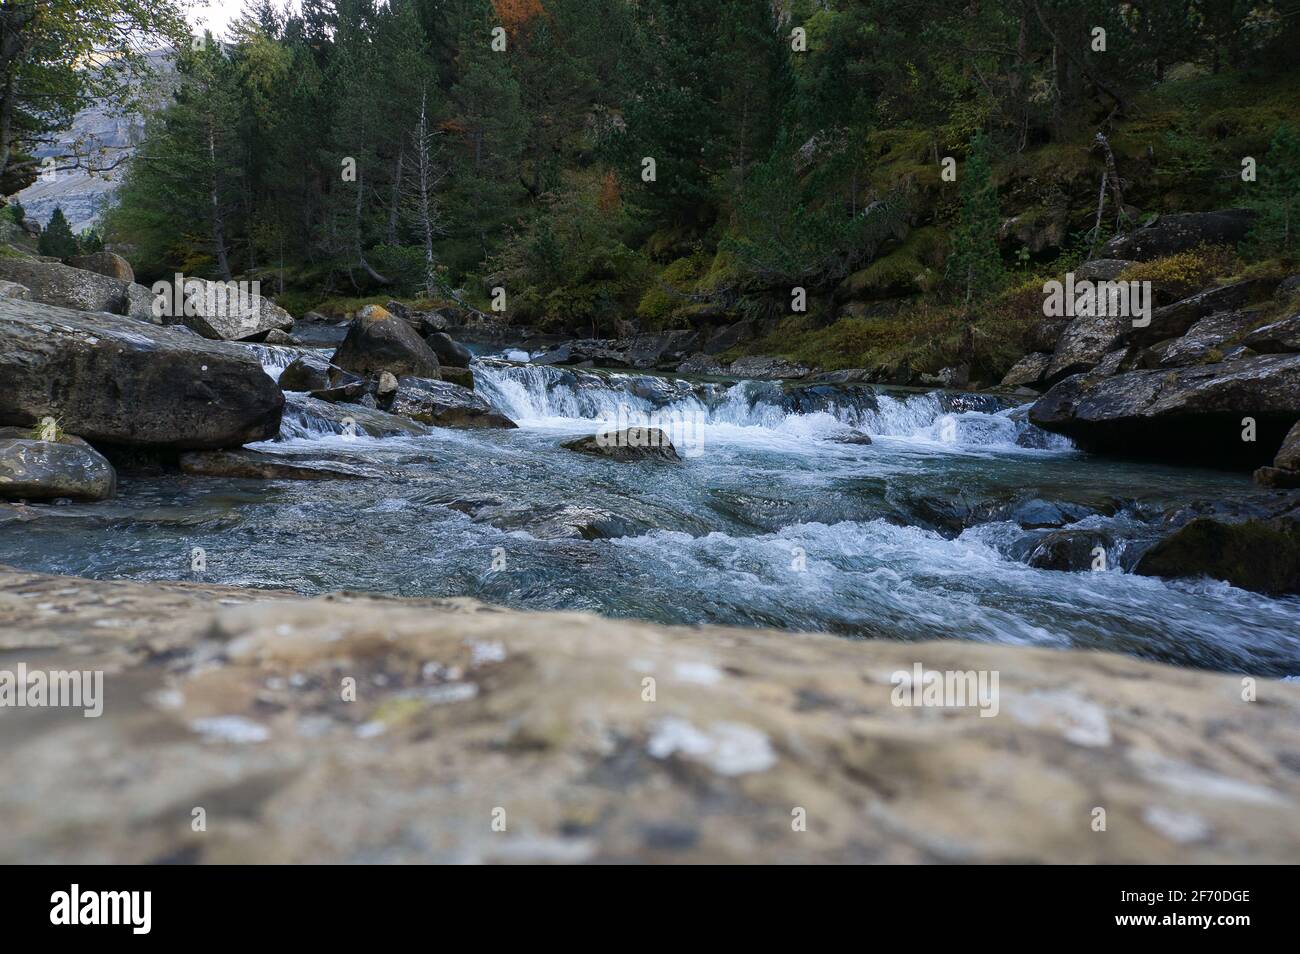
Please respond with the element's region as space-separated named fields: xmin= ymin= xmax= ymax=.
xmin=3 ymin=564 xmax=1300 ymax=863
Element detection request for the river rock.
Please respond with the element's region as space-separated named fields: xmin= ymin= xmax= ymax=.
xmin=1141 ymin=310 xmax=1256 ymax=368
xmin=0 ymin=298 xmax=283 ymax=449
xmin=179 ymin=449 xmax=366 ymax=481
xmin=1097 ymin=209 xmax=1257 ymax=261
xmin=278 ymin=354 xmax=333 ymax=392
xmin=0 ymin=432 xmax=116 ymax=501
xmin=1044 ymin=313 xmax=1129 ymax=382
xmin=1130 ymin=280 xmax=1273 ymax=349
xmin=387 ymin=376 xmax=516 ymax=429
xmin=332 ymin=308 xmax=441 ymax=379
xmin=677 ymin=353 xmax=727 ymax=375
xmin=280 ymin=393 xmax=429 ymax=439
xmin=1241 ymin=312 xmax=1300 ymax=354
xmin=65 ymin=250 xmax=134 ymax=283
xmin=423 ymin=331 xmax=472 ymax=368
xmin=178 ymin=277 xmax=295 ymax=341
xmin=0 ymin=258 xmax=141 ymax=315
xmin=1254 ymin=421 xmax=1300 ymax=488
xmin=4 ymin=565 xmax=1300 ymax=863
xmin=1000 ymin=352 xmax=1051 ymax=389
xmin=1029 ymin=354 xmax=1300 ymax=468
xmin=1026 ymin=529 xmax=1112 ymax=571
xmin=563 ymin=428 xmax=680 ymax=462
xmin=1135 ymin=514 xmax=1300 ymax=595
xmin=729 ymin=355 xmax=811 ymax=380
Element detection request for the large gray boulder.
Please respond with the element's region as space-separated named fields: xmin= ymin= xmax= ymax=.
xmin=422 ymin=331 xmax=472 ymax=368
xmin=1135 ymin=513 xmax=1300 ymax=596
xmin=0 ymin=430 xmax=116 ymax=501
xmin=174 ymin=277 xmax=294 ymax=341
xmin=332 ymin=305 xmax=441 ymax=379
xmin=1097 ymin=209 xmax=1257 ymax=261
xmin=0 ymin=258 xmax=152 ymax=318
xmin=387 ymin=376 xmax=516 ymax=429
xmin=0 ymin=298 xmax=283 ymax=449
xmin=1044 ymin=314 xmax=1128 ymax=382
xmin=1029 ymin=354 xmax=1300 ymax=468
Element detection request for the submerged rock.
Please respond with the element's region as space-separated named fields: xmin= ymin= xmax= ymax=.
xmin=1026 ymin=529 xmax=1113 ymax=571
xmin=0 ymin=298 xmax=283 ymax=449
xmin=179 ymin=449 xmax=366 ymax=481
xmin=4 ymin=565 xmax=1300 ymax=863
xmin=0 ymin=431 xmax=116 ymax=501
xmin=387 ymin=376 xmax=516 ymax=429
xmin=563 ymin=428 xmax=680 ymax=462
xmin=1136 ymin=514 xmax=1300 ymax=596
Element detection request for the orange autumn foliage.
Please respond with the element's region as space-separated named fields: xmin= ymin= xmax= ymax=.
xmin=492 ymin=0 xmax=545 ymax=34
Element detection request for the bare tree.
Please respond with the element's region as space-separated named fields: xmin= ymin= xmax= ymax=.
xmin=401 ymin=87 xmax=446 ymax=299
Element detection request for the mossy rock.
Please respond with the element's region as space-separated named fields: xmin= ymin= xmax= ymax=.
xmin=1136 ymin=516 xmax=1300 ymax=596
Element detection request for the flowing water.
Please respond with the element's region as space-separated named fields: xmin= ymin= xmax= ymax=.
xmin=3 ymin=343 xmax=1298 ymax=677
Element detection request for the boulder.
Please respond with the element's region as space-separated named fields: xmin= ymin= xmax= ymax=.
xmin=278 ymin=354 xmax=333 ymax=392
xmin=1029 ymin=354 xmax=1300 ymax=468
xmin=9 ymin=566 xmax=1300 ymax=863
xmin=179 ymin=449 xmax=365 ymax=481
xmin=562 ymin=428 xmax=680 ymax=462
xmin=1129 ymin=280 xmax=1273 ymax=348
xmin=177 ymin=278 xmax=295 ymax=342
xmin=1000 ymin=353 xmax=1052 ymax=389
xmin=830 ymin=430 xmax=873 ymax=445
xmin=1276 ymin=275 xmax=1300 ymax=302
xmin=1044 ymin=313 xmax=1129 ymax=382
xmin=65 ymin=250 xmax=134 ymax=283
xmin=438 ymin=366 xmax=474 ymax=389
xmin=423 ymin=331 xmax=472 ymax=368
xmin=332 ymin=309 xmax=441 ymax=379
xmin=387 ymin=377 xmax=516 ymax=429
xmin=262 ymin=329 xmax=293 ymax=345
xmin=1097 ymin=209 xmax=1257 ymax=261
xmin=1135 ymin=514 xmax=1300 ymax=596
xmin=1143 ymin=310 xmax=1255 ymax=368
xmin=1026 ymin=529 xmax=1112 ymax=571
xmin=310 ymin=370 xmax=368 ymax=404
xmin=0 ymin=280 xmax=29 ymax=299
xmin=0 ymin=258 xmax=138 ymax=315
xmin=1254 ymin=420 xmax=1300 ymax=488
xmin=0 ymin=298 xmax=283 ymax=449
xmin=0 ymin=432 xmax=116 ymax=501
xmin=1241 ymin=312 xmax=1300 ymax=354
xmin=729 ymin=355 xmax=811 ymax=380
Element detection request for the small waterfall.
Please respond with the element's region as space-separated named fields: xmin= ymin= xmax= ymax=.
xmin=471 ymin=361 xmax=1070 ymax=450
xmin=241 ymin=343 xmax=330 ymax=382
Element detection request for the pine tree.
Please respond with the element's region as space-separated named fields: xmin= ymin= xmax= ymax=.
xmin=946 ymin=131 xmax=1005 ymax=307
xmin=1246 ymin=123 xmax=1300 ymax=257
xmin=39 ymin=207 xmax=80 ymax=258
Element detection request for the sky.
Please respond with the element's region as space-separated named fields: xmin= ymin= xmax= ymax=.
xmin=186 ymin=1 xmax=301 ymax=41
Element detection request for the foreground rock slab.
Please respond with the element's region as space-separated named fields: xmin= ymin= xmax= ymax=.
xmin=0 ymin=298 xmax=284 ymax=449
xmin=1 ymin=566 xmax=1299 ymax=863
